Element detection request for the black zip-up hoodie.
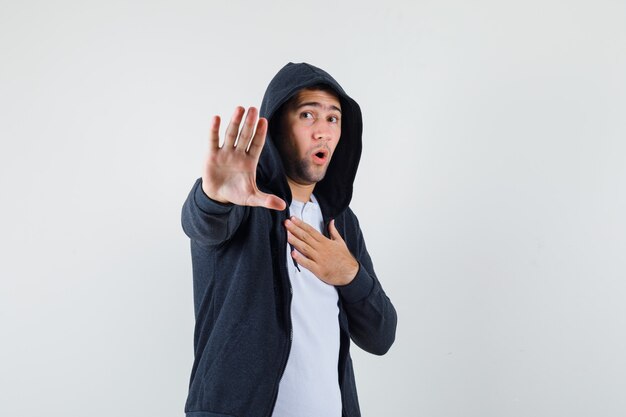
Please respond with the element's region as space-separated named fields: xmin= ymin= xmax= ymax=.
xmin=182 ymin=62 xmax=397 ymax=417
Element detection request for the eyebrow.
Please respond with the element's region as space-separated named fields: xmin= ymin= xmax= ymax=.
xmin=294 ymin=101 xmax=342 ymax=114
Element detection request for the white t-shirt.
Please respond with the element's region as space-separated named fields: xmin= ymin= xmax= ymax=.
xmin=272 ymin=195 xmax=342 ymax=417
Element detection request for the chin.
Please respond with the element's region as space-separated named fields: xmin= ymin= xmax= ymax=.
xmin=304 ymin=167 xmax=329 ymax=184
xmin=291 ymin=161 xmax=328 ymax=184
xmin=293 ymin=174 xmax=325 ymax=185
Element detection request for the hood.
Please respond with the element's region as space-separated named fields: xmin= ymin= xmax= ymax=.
xmin=258 ymin=62 xmax=363 ymax=220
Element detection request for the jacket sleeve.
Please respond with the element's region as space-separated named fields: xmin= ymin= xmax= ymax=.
xmin=336 ymin=209 xmax=398 ymax=355
xmin=181 ymin=178 xmax=249 ymax=247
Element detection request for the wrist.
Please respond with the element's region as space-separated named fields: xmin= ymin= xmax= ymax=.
xmin=340 ymin=259 xmax=359 ymax=286
xmin=201 ymin=182 xmax=230 ymax=205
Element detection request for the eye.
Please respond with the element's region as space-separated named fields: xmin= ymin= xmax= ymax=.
xmin=328 ymin=115 xmax=340 ymax=123
xmin=300 ymin=111 xmax=314 ymax=119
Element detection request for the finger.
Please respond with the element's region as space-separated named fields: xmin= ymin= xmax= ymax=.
xmin=291 ymin=249 xmax=316 ymax=271
xmin=328 ymin=219 xmax=343 ymax=241
xmin=246 ymin=191 xmax=286 ymax=211
xmin=263 ymin=193 xmax=287 ymax=211
xmin=247 ymin=117 xmax=268 ymax=157
xmin=287 ymin=231 xmax=314 ymax=258
xmin=287 ymin=218 xmax=320 ymax=244
xmin=235 ymin=107 xmax=258 ymax=152
xmin=223 ymin=106 xmax=245 ymax=148
xmin=288 ymin=216 xmax=322 ymax=242
xmin=208 ymin=115 xmax=221 ymax=152
xmin=285 ymin=218 xmax=312 ymax=244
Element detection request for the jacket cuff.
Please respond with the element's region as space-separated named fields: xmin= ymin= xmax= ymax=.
xmin=194 ymin=178 xmax=234 ymax=214
xmin=336 ymin=262 xmax=374 ymax=304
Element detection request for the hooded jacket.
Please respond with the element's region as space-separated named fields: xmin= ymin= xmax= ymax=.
xmin=182 ymin=62 xmax=397 ymax=417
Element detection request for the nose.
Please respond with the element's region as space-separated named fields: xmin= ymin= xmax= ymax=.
xmin=313 ymin=119 xmax=332 ymax=141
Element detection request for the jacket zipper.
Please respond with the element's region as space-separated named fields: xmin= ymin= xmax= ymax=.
xmin=267 ymin=210 xmax=294 ymax=417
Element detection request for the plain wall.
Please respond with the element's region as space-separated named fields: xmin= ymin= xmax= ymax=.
xmin=1 ymin=0 xmax=625 ymax=416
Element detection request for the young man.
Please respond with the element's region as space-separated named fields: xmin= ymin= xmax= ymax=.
xmin=182 ymin=62 xmax=397 ymax=417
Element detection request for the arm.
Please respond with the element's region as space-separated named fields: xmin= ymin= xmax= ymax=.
xmin=181 ymin=177 xmax=248 ymax=247
xmin=181 ymin=106 xmax=286 ymax=246
xmin=336 ymin=227 xmax=397 ymax=356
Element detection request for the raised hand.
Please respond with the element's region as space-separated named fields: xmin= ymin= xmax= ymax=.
xmin=201 ymin=106 xmax=286 ymax=211
xmin=284 ymin=217 xmax=359 ymax=286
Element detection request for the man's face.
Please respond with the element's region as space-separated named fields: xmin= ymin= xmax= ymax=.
xmin=278 ymin=88 xmax=342 ymax=185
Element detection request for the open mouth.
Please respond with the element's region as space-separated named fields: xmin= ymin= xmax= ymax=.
xmin=312 ymin=148 xmax=329 ymax=164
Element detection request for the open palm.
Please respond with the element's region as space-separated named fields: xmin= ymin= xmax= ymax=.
xmin=201 ymin=106 xmax=286 ymax=211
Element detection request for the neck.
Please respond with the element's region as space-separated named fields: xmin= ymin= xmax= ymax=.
xmin=287 ymin=177 xmax=316 ymax=203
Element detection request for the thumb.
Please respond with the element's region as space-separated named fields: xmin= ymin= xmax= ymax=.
xmin=328 ymin=219 xmax=342 ymax=241
xmin=248 ymin=191 xmax=286 ymax=211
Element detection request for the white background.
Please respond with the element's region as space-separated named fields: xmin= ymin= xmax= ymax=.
xmin=1 ymin=1 xmax=625 ymax=416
